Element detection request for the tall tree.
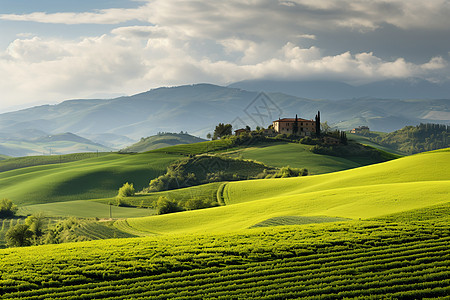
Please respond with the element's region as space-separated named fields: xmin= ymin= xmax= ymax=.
xmin=213 ymin=123 xmax=232 ymax=139
xmin=315 ymin=111 xmax=321 ymax=137
xmin=293 ymin=114 xmax=299 ymax=135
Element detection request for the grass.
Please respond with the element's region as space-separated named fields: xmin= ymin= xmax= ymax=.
xmin=0 ymin=152 xmax=180 ymax=206
xmin=249 ymin=215 xmax=349 ymax=228
xmin=121 ymin=149 xmax=450 ymax=235
xmin=229 ymin=142 xmax=384 ymax=175
xmin=150 ymin=138 xmax=235 ymax=155
xmin=18 ymin=200 xmax=155 ymax=218
xmin=0 ymin=220 xmax=448 ymax=299
xmin=0 ymin=152 xmax=110 ymax=173
xmin=347 ymin=132 xmax=405 ymax=155
xmin=97 ymin=182 xmax=224 ymax=209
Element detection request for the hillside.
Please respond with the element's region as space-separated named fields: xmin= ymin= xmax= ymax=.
xmin=121 ymin=132 xmax=206 ymax=153
xmin=0 ymin=84 xmax=448 ymax=156
xmin=118 ymin=149 xmax=450 ymax=235
xmin=372 ymin=123 xmax=449 ymax=154
xmin=0 ymin=137 xmax=396 ymax=211
xmin=0 ymin=152 xmax=180 ymax=206
xmin=226 ymin=142 xmax=391 ymax=175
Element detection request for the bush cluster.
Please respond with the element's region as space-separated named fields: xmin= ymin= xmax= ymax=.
xmin=0 ymin=198 xmax=18 ymax=218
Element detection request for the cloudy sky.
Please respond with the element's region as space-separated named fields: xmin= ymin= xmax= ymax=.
xmin=1 ymin=0 xmax=449 ymax=112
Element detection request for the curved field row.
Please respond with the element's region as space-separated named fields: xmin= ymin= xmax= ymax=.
xmin=0 ymin=222 xmax=448 ymax=299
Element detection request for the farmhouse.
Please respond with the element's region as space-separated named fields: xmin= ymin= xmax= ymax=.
xmin=234 ymin=128 xmax=248 ymax=136
xmin=273 ymin=115 xmax=316 ymax=136
xmin=350 ymin=126 xmax=370 ymax=134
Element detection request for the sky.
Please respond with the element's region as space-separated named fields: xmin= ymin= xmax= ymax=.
xmin=1 ymin=0 xmax=449 ymax=112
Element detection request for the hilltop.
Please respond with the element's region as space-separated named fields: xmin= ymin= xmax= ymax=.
xmin=121 ymin=132 xmax=206 ymax=153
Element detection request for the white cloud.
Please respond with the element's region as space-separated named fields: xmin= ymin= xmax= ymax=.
xmin=1 ymin=0 xmax=450 ymax=108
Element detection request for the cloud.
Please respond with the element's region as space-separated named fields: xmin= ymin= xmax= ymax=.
xmin=0 ymin=8 xmax=148 ymax=24
xmin=1 ymin=0 xmax=449 ymax=108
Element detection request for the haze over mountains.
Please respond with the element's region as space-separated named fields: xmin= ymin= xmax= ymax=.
xmin=1 ymin=80 xmax=449 ymax=157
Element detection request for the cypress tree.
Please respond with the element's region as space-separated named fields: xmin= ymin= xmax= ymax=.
xmin=315 ymin=111 xmax=321 ymax=137
xmin=293 ymin=114 xmax=299 ymax=135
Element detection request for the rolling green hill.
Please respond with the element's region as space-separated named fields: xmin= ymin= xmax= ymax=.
xmin=1 ymin=138 xmax=396 ymax=216
xmin=121 ymin=133 xmax=206 ymax=153
xmin=0 ymin=152 xmax=180 ymax=206
xmin=118 ymin=149 xmax=449 ymax=235
xmin=229 ymin=142 xmax=384 ymax=175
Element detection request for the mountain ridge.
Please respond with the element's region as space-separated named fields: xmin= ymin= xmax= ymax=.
xmin=0 ymin=83 xmax=448 ymax=156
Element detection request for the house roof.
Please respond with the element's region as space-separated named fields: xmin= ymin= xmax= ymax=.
xmin=273 ymin=118 xmax=314 ymax=122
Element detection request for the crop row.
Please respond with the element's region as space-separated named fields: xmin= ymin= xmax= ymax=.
xmin=1 ymin=231 xmax=448 ymax=299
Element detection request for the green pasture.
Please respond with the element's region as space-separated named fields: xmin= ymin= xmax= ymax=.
xmin=0 ymin=152 xmax=110 ymax=173
xmin=18 ymin=200 xmax=154 ymax=218
xmin=232 ymin=142 xmax=383 ymax=174
xmin=0 ymin=152 xmax=181 ymax=206
xmin=347 ymin=132 xmax=404 ymax=155
xmin=121 ymin=149 xmax=450 ymax=235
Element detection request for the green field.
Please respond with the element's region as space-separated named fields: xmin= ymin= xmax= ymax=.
xmin=0 ymin=220 xmax=448 ymax=299
xmin=347 ymin=132 xmax=405 ymax=155
xmin=0 ymin=152 xmax=180 ymax=206
xmin=0 ymin=152 xmax=110 ymax=173
xmin=18 ymin=200 xmax=155 ymax=218
xmin=119 ymin=149 xmax=450 ymax=235
xmin=232 ymin=142 xmax=366 ymax=174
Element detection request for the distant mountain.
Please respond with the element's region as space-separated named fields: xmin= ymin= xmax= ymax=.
xmin=229 ymin=78 xmax=450 ymax=100
xmin=0 ymin=83 xmax=448 ymax=157
xmin=121 ymin=133 xmax=206 ymax=153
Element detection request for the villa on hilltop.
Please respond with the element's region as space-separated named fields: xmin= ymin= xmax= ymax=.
xmin=273 ymin=112 xmax=320 ymax=136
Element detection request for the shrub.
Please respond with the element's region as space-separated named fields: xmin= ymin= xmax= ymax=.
xmin=0 ymin=198 xmax=18 ymax=218
xmin=6 ymin=224 xmax=33 ymax=247
xmin=274 ymin=166 xmax=308 ymax=178
xmin=117 ymin=182 xmax=135 ymax=198
xmin=156 ymin=196 xmax=183 ymax=215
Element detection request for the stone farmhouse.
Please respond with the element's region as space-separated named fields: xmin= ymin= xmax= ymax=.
xmin=273 ymin=115 xmax=316 ymax=136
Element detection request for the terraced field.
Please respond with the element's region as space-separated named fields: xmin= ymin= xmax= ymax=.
xmin=0 ymin=220 xmax=448 ymax=299
xmin=119 ymin=149 xmax=450 ymax=235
